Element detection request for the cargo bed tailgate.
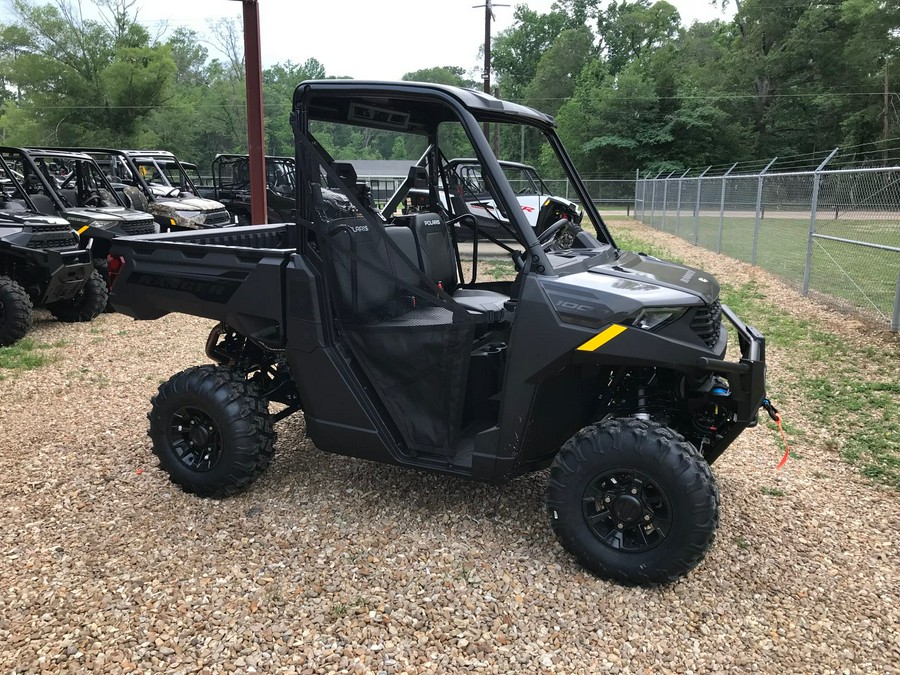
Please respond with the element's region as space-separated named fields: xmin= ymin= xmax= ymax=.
xmin=109 ymin=224 xmax=293 ymax=347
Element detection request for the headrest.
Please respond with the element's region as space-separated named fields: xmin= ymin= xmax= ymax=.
xmin=407 ymin=212 xmax=445 ymax=233
xmin=407 ymin=165 xmax=428 ymax=189
xmin=333 ymin=162 xmax=358 ymax=186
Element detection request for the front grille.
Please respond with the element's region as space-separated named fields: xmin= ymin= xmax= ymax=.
xmin=27 ymin=237 xmax=77 ymax=250
xmin=28 ymin=223 xmax=72 ymax=234
xmin=204 ymin=209 xmax=231 ymax=226
xmin=691 ymin=300 xmax=722 ymax=349
xmin=121 ymin=219 xmax=155 ymax=235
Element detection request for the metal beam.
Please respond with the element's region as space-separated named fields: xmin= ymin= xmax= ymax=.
xmin=239 ymin=0 xmax=267 ymax=224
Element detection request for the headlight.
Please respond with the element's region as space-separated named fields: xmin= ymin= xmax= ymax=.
xmin=629 ymin=307 xmax=686 ymax=331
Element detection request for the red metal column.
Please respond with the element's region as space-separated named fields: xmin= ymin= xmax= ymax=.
xmin=241 ymin=0 xmax=267 ymax=224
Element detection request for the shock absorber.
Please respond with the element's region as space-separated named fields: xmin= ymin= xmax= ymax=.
xmin=635 ymin=385 xmax=650 ymax=421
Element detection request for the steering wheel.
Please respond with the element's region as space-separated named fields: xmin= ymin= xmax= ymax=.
xmin=537 ymin=218 xmax=570 ymax=251
xmin=83 ymin=191 xmax=104 ymax=207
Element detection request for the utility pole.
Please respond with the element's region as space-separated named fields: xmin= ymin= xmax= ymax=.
xmin=474 ymin=0 xmax=507 ymax=155
xmin=228 ymin=0 xmax=267 ymax=224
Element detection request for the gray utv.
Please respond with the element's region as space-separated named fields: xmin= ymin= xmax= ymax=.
xmin=0 ymin=154 xmax=100 ymax=344
xmin=106 ymin=81 xmax=768 ymax=585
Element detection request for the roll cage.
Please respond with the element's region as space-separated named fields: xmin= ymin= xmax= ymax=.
xmin=291 ymin=80 xmax=617 ymax=276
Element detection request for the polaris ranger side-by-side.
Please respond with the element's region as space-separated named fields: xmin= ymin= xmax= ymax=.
xmin=1 ymin=147 xmax=157 ymax=301
xmin=0 ymin=155 xmax=100 ymax=344
xmin=107 ymin=81 xmax=768 ymax=585
xmin=54 ymin=148 xmax=233 ymax=232
xmin=206 ymin=154 xmax=297 ymax=224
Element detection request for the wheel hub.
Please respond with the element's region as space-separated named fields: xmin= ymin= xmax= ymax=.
xmin=188 ymin=423 xmax=211 ymax=447
xmin=167 ymin=406 xmax=222 ymax=473
xmin=582 ymin=469 xmax=673 ymax=553
xmin=612 ymin=495 xmax=643 ymax=523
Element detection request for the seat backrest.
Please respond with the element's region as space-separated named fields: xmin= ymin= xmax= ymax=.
xmin=59 ymin=188 xmax=78 ymax=206
xmin=384 ymin=225 xmax=418 ymax=268
xmin=398 ymin=212 xmax=457 ymax=292
xmin=28 ymin=193 xmax=58 ymax=216
xmin=333 ymin=161 xmax=378 ymax=212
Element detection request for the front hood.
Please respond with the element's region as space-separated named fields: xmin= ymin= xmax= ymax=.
xmin=153 ymin=196 xmax=225 ymax=212
xmin=63 ymin=206 xmax=154 ymax=224
xmin=589 ymin=250 xmax=719 ymax=304
xmin=0 ymin=210 xmax=72 ymax=227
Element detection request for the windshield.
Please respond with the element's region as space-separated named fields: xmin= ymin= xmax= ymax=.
xmin=305 ymin=102 xmax=613 ymax=280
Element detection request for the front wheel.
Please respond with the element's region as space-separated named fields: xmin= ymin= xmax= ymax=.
xmin=46 ymin=269 xmax=108 ymax=322
xmin=148 ymin=365 xmax=275 ymax=497
xmin=0 ymin=277 xmax=34 ymax=346
xmin=547 ymin=418 xmax=719 ymax=585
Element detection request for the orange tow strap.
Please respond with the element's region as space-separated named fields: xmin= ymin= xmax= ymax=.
xmin=761 ymin=399 xmax=791 ymax=470
xmin=774 ymin=413 xmax=791 ymax=470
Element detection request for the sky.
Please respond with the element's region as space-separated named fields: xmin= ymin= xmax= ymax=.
xmin=120 ymin=0 xmax=736 ymax=80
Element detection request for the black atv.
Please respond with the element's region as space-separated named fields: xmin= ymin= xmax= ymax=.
xmin=107 ymin=80 xmax=768 ymax=585
xmin=206 ymin=154 xmax=297 ymax=225
xmin=0 ymin=155 xmax=102 ymax=345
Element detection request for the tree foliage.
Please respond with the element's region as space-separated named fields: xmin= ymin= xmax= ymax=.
xmin=0 ymin=0 xmax=897 ymax=177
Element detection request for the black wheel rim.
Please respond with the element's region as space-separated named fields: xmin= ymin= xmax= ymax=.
xmin=582 ymin=469 xmax=672 ymax=553
xmin=167 ymin=406 xmax=223 ymax=472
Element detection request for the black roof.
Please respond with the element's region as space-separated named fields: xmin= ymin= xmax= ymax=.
xmin=293 ymin=80 xmax=556 ymax=131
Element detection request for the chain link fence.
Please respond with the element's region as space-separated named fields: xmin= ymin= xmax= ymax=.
xmin=635 ymin=152 xmax=900 ymax=331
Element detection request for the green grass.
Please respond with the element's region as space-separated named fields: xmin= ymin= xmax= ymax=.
xmin=645 ymin=211 xmax=900 ymax=323
xmin=760 ymin=486 xmax=786 ymax=497
xmin=615 ymin=229 xmax=900 ymax=489
xmin=0 ymin=339 xmax=63 ymax=376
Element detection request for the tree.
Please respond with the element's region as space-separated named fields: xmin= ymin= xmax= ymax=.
xmin=596 ymin=0 xmax=681 ymax=75
xmin=402 ymin=66 xmax=476 ymax=88
xmin=525 ymin=26 xmax=595 ymax=117
xmin=492 ymin=7 xmax=572 ymax=100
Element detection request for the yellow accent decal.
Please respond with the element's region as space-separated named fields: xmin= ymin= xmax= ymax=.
xmin=577 ymin=324 xmax=627 ymax=352
xmin=169 ymin=218 xmax=177 ymax=226
xmin=77 ymin=225 xmax=90 ymax=235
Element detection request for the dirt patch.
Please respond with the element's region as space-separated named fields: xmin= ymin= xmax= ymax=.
xmin=0 ymin=235 xmax=898 ymax=672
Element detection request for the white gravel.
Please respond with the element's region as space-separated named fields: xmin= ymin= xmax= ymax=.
xmin=1 ymin=222 xmax=899 ymax=673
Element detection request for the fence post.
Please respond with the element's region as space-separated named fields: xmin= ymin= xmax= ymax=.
xmin=675 ymin=168 xmax=690 ymax=237
xmin=640 ymin=174 xmax=648 ymax=222
xmin=803 ymin=148 xmax=839 ymax=296
xmin=717 ymin=163 xmax=738 ymax=253
xmin=893 ymin=266 xmax=900 ymax=332
xmin=694 ymin=166 xmax=710 ymax=245
xmin=752 ymin=157 xmax=777 ymax=265
xmin=650 ymin=172 xmax=662 ymax=228
xmin=661 ymin=173 xmax=670 ymax=230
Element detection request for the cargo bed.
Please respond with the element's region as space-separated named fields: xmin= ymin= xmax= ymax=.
xmin=108 ymin=224 xmax=294 ymax=346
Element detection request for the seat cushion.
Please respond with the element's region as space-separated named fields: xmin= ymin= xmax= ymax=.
xmin=452 ymin=288 xmax=508 ymax=314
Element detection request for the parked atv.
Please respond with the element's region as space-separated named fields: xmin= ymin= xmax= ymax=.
xmin=398 ymin=158 xmax=580 ymax=242
xmin=107 ymin=80 xmax=768 ymax=585
xmin=206 ymin=154 xmax=296 ymax=224
xmin=55 ymin=148 xmax=232 ymax=232
xmin=0 ymin=155 xmax=102 ymax=345
xmin=2 ymin=147 xmax=157 ymax=276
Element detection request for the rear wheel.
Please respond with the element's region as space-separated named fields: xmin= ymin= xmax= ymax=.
xmin=148 ymin=365 xmax=275 ymax=497
xmin=0 ymin=277 xmax=33 ymax=346
xmin=46 ymin=270 xmax=108 ymax=322
xmin=547 ymin=418 xmax=719 ymax=585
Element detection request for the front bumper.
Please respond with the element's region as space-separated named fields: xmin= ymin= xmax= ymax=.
xmin=41 ymin=249 xmax=94 ymax=304
xmin=697 ymin=304 xmax=767 ymax=462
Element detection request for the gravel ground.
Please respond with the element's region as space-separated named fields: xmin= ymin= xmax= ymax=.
xmin=1 ymin=222 xmax=899 ymax=674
